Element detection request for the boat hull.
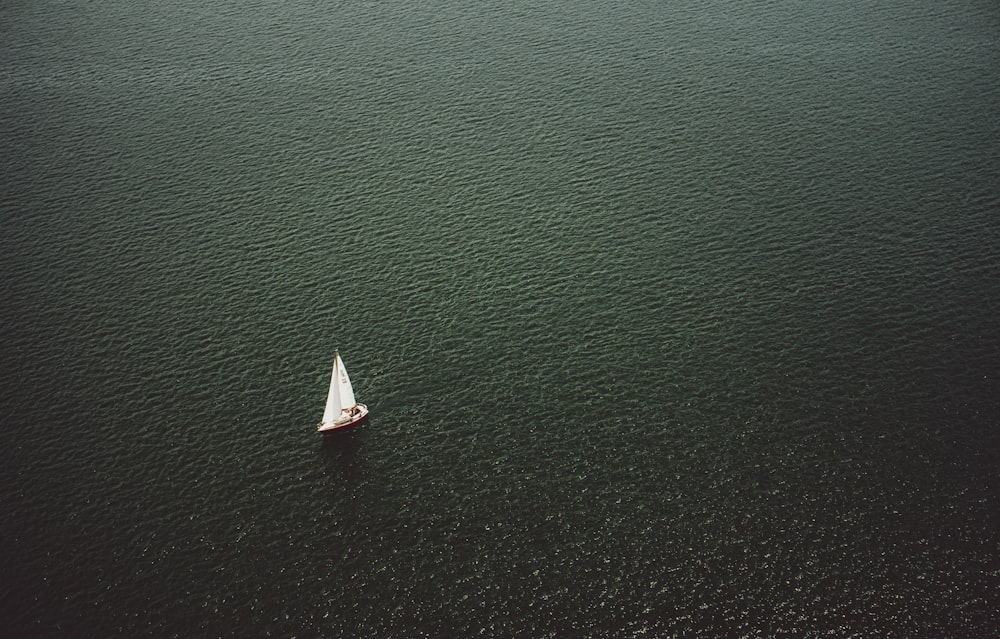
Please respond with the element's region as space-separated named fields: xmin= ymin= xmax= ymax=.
xmin=318 ymin=404 xmax=369 ymax=434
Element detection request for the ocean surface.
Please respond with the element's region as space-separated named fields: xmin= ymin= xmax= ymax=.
xmin=2 ymin=0 xmax=999 ymax=636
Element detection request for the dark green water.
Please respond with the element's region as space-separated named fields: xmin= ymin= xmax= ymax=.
xmin=3 ymin=0 xmax=999 ymax=636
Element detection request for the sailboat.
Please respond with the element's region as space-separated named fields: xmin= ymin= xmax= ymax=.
xmin=318 ymin=351 xmax=369 ymax=434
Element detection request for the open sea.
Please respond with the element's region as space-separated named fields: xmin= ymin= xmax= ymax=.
xmin=2 ymin=0 xmax=999 ymax=636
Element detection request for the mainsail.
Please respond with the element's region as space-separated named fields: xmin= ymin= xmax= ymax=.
xmin=336 ymin=353 xmax=356 ymax=409
xmin=321 ymin=353 xmax=346 ymax=425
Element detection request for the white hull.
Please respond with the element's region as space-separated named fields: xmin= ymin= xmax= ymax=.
xmin=318 ymin=403 xmax=369 ymax=434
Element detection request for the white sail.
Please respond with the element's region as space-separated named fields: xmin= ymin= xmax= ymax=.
xmin=321 ymin=355 xmax=343 ymax=425
xmin=336 ymin=352 xmax=356 ymax=409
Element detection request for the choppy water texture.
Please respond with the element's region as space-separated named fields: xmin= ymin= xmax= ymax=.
xmin=2 ymin=0 xmax=999 ymax=636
